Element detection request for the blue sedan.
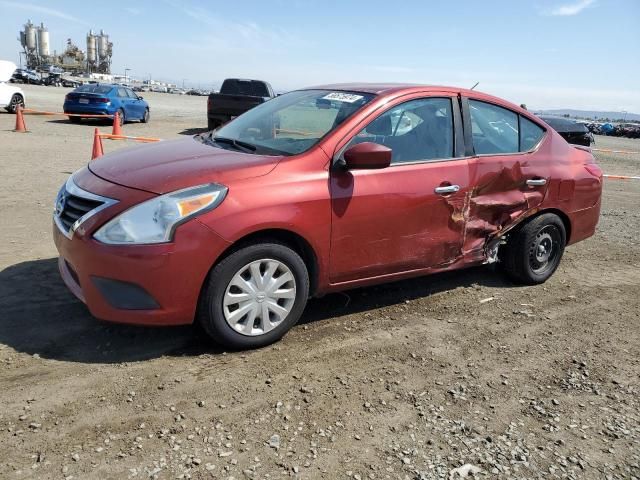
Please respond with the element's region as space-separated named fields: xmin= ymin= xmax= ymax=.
xmin=63 ymin=83 xmax=150 ymax=124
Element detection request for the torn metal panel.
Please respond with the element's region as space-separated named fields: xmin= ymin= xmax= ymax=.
xmin=459 ymin=160 xmax=549 ymax=261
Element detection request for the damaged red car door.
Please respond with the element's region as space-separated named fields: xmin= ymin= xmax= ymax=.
xmin=461 ymin=98 xmax=550 ymax=259
xmin=329 ymin=95 xmax=470 ymax=284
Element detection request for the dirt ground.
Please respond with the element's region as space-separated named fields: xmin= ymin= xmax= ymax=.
xmin=0 ymin=85 xmax=638 ymax=480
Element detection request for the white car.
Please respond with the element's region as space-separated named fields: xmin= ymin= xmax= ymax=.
xmin=0 ymin=60 xmax=26 ymax=113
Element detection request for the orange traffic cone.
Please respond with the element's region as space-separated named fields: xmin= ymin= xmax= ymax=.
xmin=111 ymin=111 xmax=122 ymax=136
xmin=91 ymin=128 xmax=104 ymax=160
xmin=13 ymin=105 xmax=28 ymax=132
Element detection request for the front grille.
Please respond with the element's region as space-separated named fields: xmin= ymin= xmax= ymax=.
xmin=54 ymin=177 xmax=116 ymax=238
xmin=58 ymin=193 xmax=104 ymax=231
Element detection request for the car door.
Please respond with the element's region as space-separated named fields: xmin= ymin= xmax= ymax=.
xmin=116 ymin=87 xmax=133 ymax=118
xmin=329 ymin=95 xmax=470 ymax=284
xmin=126 ymin=88 xmax=144 ymax=118
xmin=461 ymin=97 xmax=550 ymax=257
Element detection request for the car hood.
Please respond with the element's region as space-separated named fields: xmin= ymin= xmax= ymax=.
xmin=0 ymin=60 xmax=17 ymax=82
xmin=88 ymin=136 xmax=282 ymax=194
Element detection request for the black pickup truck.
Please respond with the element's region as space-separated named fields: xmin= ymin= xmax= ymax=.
xmin=207 ymin=78 xmax=276 ymax=130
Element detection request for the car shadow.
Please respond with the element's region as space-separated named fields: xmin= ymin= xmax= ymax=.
xmin=178 ymin=127 xmax=209 ymax=136
xmin=0 ymin=257 xmax=513 ymax=364
xmin=46 ymin=119 xmax=112 ymax=127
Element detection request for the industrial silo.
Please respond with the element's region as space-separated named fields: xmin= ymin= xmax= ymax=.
xmin=24 ymin=21 xmax=37 ymax=52
xmin=37 ymin=23 xmax=50 ymax=57
xmin=98 ymin=30 xmax=108 ymax=59
xmin=87 ymin=31 xmax=97 ymax=65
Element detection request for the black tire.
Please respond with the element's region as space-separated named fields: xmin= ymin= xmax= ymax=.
xmin=197 ymin=242 xmax=310 ymax=350
xmin=502 ymin=213 xmax=566 ymax=285
xmin=141 ymin=108 xmax=150 ymax=123
xmin=117 ymin=108 xmax=125 ymax=126
xmin=69 ymin=116 xmax=81 ymax=124
xmin=7 ymin=94 xmax=24 ymax=114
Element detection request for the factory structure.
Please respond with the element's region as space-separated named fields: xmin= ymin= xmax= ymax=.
xmin=18 ymin=20 xmax=113 ymax=74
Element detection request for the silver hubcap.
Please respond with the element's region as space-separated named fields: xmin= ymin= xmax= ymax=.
xmin=223 ymin=259 xmax=296 ymax=336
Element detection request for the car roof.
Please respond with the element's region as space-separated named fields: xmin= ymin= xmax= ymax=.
xmin=301 ymin=83 xmax=534 ymax=119
xmin=305 ymin=83 xmax=483 ymax=95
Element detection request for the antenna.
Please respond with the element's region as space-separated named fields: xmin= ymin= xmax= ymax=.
xmin=470 ymin=82 xmax=479 ymax=90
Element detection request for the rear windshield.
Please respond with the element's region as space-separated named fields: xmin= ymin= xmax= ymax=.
xmin=74 ymin=84 xmax=113 ymax=94
xmin=220 ymin=79 xmax=270 ymax=97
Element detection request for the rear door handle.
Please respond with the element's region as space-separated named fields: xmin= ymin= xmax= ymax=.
xmin=526 ymin=178 xmax=547 ymax=186
xmin=434 ymin=185 xmax=460 ymax=194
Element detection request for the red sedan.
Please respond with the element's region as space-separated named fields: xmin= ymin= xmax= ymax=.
xmin=53 ymin=84 xmax=602 ymax=349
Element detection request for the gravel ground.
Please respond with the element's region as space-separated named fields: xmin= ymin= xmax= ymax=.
xmin=0 ymin=85 xmax=639 ymax=480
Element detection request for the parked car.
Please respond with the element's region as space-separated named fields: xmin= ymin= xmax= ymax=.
xmin=617 ymin=123 xmax=640 ymax=138
xmin=207 ymin=78 xmax=276 ymax=130
xmin=12 ymin=67 xmax=42 ymax=84
xmin=0 ymin=60 xmax=26 ymax=113
xmin=63 ymin=83 xmax=150 ymax=124
xmin=53 ymin=84 xmax=602 ymax=349
xmin=61 ymin=78 xmax=82 ymax=88
xmin=538 ymin=116 xmax=593 ymax=146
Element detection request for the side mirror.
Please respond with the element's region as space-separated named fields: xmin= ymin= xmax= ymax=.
xmin=138 ymin=96 xmax=144 ymax=100
xmin=341 ymin=142 xmax=392 ymax=170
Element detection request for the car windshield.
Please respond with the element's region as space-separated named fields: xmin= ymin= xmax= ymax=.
xmin=75 ymin=84 xmax=113 ymax=94
xmin=205 ymin=89 xmax=375 ymax=156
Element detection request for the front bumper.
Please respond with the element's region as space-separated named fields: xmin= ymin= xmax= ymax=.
xmin=53 ymin=170 xmax=231 ymax=326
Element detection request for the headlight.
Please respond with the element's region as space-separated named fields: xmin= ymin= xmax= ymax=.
xmin=94 ymin=183 xmax=227 ymax=245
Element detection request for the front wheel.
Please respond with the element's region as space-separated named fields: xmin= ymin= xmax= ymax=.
xmin=7 ymin=94 xmax=24 ymax=113
xmin=502 ymin=213 xmax=566 ymax=285
xmin=197 ymin=242 xmax=309 ymax=349
xmin=141 ymin=108 xmax=150 ymax=123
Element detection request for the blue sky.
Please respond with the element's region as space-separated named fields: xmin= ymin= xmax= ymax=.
xmin=1 ymin=0 xmax=638 ymax=112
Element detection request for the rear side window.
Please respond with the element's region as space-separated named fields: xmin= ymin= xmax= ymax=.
xmin=520 ymin=116 xmax=545 ymax=151
xmin=469 ymin=100 xmax=519 ymax=154
xmin=117 ymin=88 xmax=129 ymax=98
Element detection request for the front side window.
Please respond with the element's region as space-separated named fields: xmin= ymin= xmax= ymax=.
xmin=469 ymin=100 xmax=519 ymax=155
xmin=345 ymin=97 xmax=454 ymax=164
xmin=209 ymin=90 xmax=375 ymax=156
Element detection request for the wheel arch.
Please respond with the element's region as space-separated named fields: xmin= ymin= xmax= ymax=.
xmin=531 ymin=208 xmax=572 ymax=242
xmin=509 ymin=208 xmax=572 ymax=243
xmin=211 ymin=228 xmax=319 ymax=297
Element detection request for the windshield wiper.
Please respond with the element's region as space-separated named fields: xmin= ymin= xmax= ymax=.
xmin=212 ymin=136 xmax=257 ymax=153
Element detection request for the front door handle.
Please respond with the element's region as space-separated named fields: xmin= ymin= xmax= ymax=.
xmin=434 ymin=185 xmax=460 ymax=194
xmin=526 ymin=178 xmax=547 ymax=186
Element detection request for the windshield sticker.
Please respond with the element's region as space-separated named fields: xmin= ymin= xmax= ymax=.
xmin=322 ymin=92 xmax=364 ymax=103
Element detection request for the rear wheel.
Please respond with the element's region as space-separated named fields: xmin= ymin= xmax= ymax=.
xmin=197 ymin=242 xmax=309 ymax=349
xmin=117 ymin=108 xmax=125 ymax=126
xmin=502 ymin=213 xmax=566 ymax=285
xmin=7 ymin=94 xmax=24 ymax=113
